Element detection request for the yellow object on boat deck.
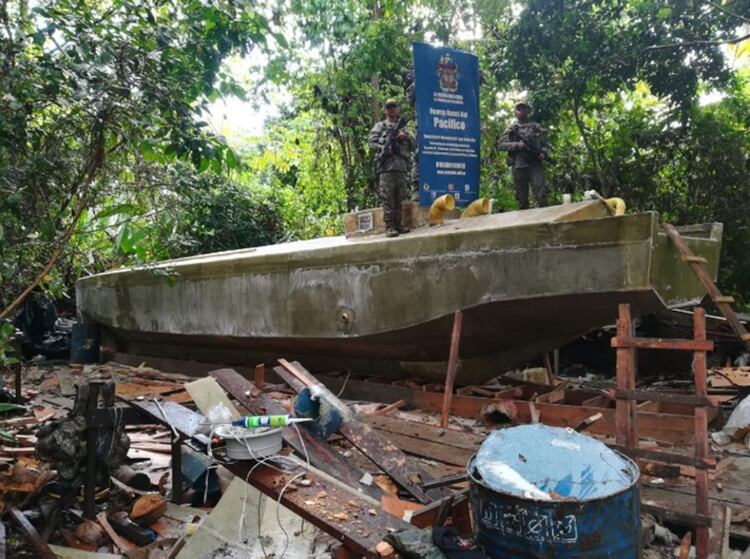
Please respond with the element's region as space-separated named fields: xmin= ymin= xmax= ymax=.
xmin=428 ymin=194 xmax=456 ymax=226
xmin=461 ymin=198 xmax=491 ymax=219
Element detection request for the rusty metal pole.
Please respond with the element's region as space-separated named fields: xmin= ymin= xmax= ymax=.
xmin=440 ymin=310 xmax=463 ymax=429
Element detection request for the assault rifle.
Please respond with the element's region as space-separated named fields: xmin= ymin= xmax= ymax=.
xmin=378 ymin=118 xmax=409 ymax=165
xmin=509 ymin=124 xmax=552 ymax=164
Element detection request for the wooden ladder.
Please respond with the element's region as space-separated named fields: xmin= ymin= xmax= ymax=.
xmin=663 ymin=223 xmax=750 ymax=350
xmin=611 ymin=303 xmax=714 ymax=559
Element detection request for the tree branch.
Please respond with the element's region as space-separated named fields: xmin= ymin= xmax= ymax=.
xmin=646 ymin=32 xmax=750 ymax=50
xmin=0 ymin=112 xmax=109 ymax=321
xmin=706 ymin=0 xmax=750 ymax=24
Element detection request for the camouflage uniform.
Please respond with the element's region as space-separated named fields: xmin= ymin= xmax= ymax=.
xmin=368 ymin=119 xmax=414 ymax=232
xmin=498 ymin=121 xmax=548 ymax=209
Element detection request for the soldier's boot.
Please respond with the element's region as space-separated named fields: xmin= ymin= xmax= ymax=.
xmin=397 ymin=225 xmax=410 ymax=234
xmin=386 ymin=227 xmax=399 ymax=238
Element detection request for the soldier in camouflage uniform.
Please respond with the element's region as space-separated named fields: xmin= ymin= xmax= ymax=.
xmin=368 ymin=98 xmax=415 ymax=238
xmin=498 ymin=102 xmax=549 ymax=209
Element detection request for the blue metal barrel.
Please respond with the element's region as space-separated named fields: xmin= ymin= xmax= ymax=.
xmin=468 ymin=425 xmax=640 ymax=558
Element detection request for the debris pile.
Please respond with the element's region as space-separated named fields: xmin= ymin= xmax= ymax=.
xmin=1 ymin=350 xmax=750 ymax=557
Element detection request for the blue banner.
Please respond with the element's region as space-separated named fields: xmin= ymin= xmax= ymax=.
xmin=412 ymin=43 xmax=480 ymax=208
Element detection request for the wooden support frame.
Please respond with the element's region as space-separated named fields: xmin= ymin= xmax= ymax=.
xmin=440 ymin=310 xmax=463 ymax=429
xmin=612 ymin=304 xmax=711 ymax=559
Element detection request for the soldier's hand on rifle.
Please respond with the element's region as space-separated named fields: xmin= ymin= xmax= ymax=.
xmin=397 ymin=131 xmax=408 ymax=141
xmin=515 ymin=142 xmax=526 ymax=150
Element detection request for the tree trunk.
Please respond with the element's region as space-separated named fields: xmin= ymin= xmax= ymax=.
xmin=572 ymin=98 xmax=608 ymax=195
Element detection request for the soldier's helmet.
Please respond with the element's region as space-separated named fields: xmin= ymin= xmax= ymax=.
xmin=515 ymin=101 xmax=530 ymax=110
xmin=385 ymin=98 xmax=400 ymax=108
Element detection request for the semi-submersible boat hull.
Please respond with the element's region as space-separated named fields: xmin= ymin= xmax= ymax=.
xmin=76 ymin=200 xmax=722 ymax=383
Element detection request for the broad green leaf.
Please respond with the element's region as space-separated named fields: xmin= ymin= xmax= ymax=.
xmin=656 ymin=7 xmax=672 ymax=20
xmin=0 ymin=430 xmax=16 ymax=444
xmin=1 ymin=322 xmax=13 ymax=338
xmin=225 ymin=148 xmax=239 ymax=169
xmin=272 ymin=32 xmax=288 ymax=48
xmin=0 ymin=403 xmax=24 ymax=413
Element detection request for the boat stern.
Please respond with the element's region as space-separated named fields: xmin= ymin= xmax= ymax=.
xmin=650 ymin=222 xmax=723 ymax=308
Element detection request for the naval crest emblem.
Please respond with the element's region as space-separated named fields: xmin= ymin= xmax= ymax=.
xmin=436 ymin=53 xmax=459 ymax=93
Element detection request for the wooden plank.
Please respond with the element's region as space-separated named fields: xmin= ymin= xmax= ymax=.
xmin=708 ymin=367 xmax=750 ymax=387
xmin=644 ymin=487 xmax=750 ymax=541
xmin=440 ymin=310 xmax=463 ymax=429
xmin=275 ymin=361 xmax=446 ymax=504
xmin=318 ymin=375 xmax=703 ymax=444
xmin=372 ymin=400 xmax=405 ymax=416
xmin=694 ymin=307 xmax=710 ymax=559
xmin=209 ymin=368 xmax=381 ymax=500
xmin=254 ymin=363 xmax=265 ymax=389
xmin=126 ymin=398 xmax=408 ymax=558
xmin=615 ymin=304 xmax=638 ymax=447
xmin=707 ymin=506 xmax=730 ymax=559
xmin=422 ymin=473 xmax=468 ymax=490
xmin=362 ymin=415 xmax=484 ymax=452
xmin=607 ymin=444 xmax=713 ymax=469
xmin=9 ymin=507 xmax=56 ymax=558
xmin=611 ymin=337 xmax=714 ymax=352
xmin=372 ymin=431 xmax=473 ymax=467
xmin=613 ymin=389 xmax=715 ymax=407
xmin=640 ymin=502 xmax=712 ymax=527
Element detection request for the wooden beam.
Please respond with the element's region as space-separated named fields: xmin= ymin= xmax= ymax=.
xmin=318 ymin=375 xmax=707 ymax=444
xmin=275 ymin=361 xmax=446 ymax=504
xmin=8 ymin=508 xmax=55 ymax=558
xmin=615 ymin=304 xmax=638 ymax=448
xmin=613 ymin=389 xmax=715 ymax=407
xmin=254 ymin=363 xmax=265 ymax=389
xmin=694 ymin=307 xmax=710 ymax=559
xmin=607 ymin=444 xmax=714 ymax=469
xmin=641 ymin=503 xmax=712 ymax=527
xmin=440 ymin=310 xmax=463 ymax=429
xmin=611 ymin=337 xmax=714 ymax=352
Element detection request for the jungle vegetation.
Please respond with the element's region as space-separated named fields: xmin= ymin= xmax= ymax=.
xmin=1 ymin=0 xmax=749 ymax=353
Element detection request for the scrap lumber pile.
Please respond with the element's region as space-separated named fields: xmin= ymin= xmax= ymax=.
xmin=3 ymin=353 xmax=750 ymax=558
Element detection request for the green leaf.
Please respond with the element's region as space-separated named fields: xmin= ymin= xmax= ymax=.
xmin=1 ymin=322 xmax=13 ymax=338
xmin=116 ymin=223 xmax=132 ymax=253
xmin=33 ymin=31 xmax=45 ymax=46
xmin=0 ymin=403 xmax=24 ymax=414
xmin=656 ymin=7 xmax=672 ymax=20
xmin=39 ymin=218 xmax=55 ymax=241
xmin=225 ymin=148 xmax=239 ymax=169
xmin=272 ymin=32 xmax=288 ymax=48
xmin=0 ymin=430 xmax=16 ymax=444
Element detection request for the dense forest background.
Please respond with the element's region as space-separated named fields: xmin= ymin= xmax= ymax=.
xmin=1 ymin=0 xmax=749 ymax=345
